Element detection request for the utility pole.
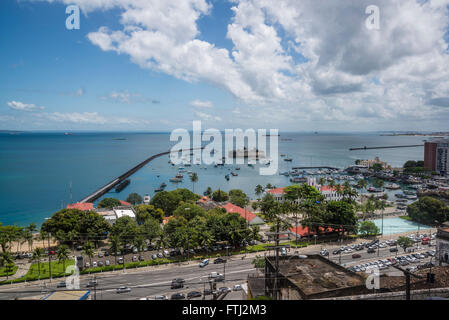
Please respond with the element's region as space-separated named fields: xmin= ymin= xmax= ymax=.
xmin=48 ymin=233 xmax=52 ymax=281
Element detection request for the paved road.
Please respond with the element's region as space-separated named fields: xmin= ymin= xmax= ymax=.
xmin=0 ymin=256 xmax=255 ymax=300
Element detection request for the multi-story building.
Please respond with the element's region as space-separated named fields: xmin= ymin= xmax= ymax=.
xmin=424 ymin=138 xmax=449 ymax=175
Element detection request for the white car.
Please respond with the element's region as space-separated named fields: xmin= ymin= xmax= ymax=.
xmin=116 ymin=286 xmax=132 ymax=294
xmin=92 ymin=261 xmax=97 ymax=267
xmin=233 ymin=284 xmax=243 ymax=291
xmin=199 ymin=259 xmax=209 ymax=268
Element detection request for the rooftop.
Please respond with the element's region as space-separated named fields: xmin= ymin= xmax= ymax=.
xmin=66 ymin=203 xmax=94 ymax=211
xmin=269 ymin=255 xmax=365 ymax=297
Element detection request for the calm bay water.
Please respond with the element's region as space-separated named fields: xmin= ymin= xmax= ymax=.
xmin=0 ymin=131 xmax=426 ymax=227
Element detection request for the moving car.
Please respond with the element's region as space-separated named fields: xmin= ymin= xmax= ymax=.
xmin=199 ymin=259 xmax=209 ymax=268
xmin=214 ymin=257 xmax=227 ymax=264
xmin=57 ymin=281 xmax=66 ymax=288
xmin=116 ymin=286 xmax=132 ymax=294
xmin=233 ymin=284 xmax=243 ymax=291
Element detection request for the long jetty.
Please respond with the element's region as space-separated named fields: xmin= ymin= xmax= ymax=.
xmin=349 ymin=144 xmax=424 ymax=151
xmin=79 ymin=147 xmax=202 ymax=203
xmin=292 ymin=166 xmax=339 ymax=170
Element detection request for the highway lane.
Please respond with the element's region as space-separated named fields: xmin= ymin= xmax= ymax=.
xmin=0 ymin=257 xmax=255 ymax=300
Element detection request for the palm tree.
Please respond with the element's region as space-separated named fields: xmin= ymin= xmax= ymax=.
xmin=255 ymin=185 xmax=264 ymax=199
xmin=24 ymin=230 xmax=33 ymax=253
xmin=204 ymin=187 xmax=213 ymax=197
xmin=250 ymin=225 xmax=261 ymax=242
xmin=377 ymin=199 xmax=387 ymax=235
xmin=190 ymin=173 xmax=198 ymax=194
xmin=109 ymin=235 xmax=121 ymax=265
xmin=67 ymin=230 xmax=79 ymax=253
xmin=30 ymin=247 xmax=44 ymax=279
xmin=82 ymin=242 xmax=94 ymax=266
xmin=318 ymin=177 xmax=326 ymax=186
xmin=0 ymin=251 xmax=15 ymax=280
xmin=56 ymin=245 xmax=70 ymax=276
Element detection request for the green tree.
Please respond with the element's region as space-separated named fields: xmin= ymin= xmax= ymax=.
xmin=82 ymin=241 xmax=95 ymax=266
xmin=204 ymin=187 xmax=213 ymax=197
xmin=190 ymin=173 xmax=198 ymax=194
xmin=98 ymin=198 xmax=122 ymax=209
xmin=139 ymin=218 xmax=162 ymax=247
xmin=126 ymin=193 xmax=143 ymax=206
xmin=212 ymin=189 xmax=229 ymax=202
xmin=0 ymin=251 xmax=15 ymax=280
xmin=229 ymin=189 xmax=249 ymax=208
xmin=150 ymin=191 xmax=182 ymax=216
xmin=56 ymin=244 xmax=70 ymax=275
xmin=134 ymin=204 xmax=164 ymax=224
xmin=173 ymin=203 xmax=206 ymax=221
xmin=109 ymin=235 xmax=121 ymax=265
xmin=359 ymin=221 xmax=380 ymax=236
xmin=255 ymin=185 xmax=264 ymax=199
xmin=30 ymin=247 xmax=44 ymax=279
xmin=406 ymin=197 xmax=449 ymax=225
xmin=397 ymin=236 xmax=414 ymax=252
xmin=372 ymin=163 xmax=383 ymax=172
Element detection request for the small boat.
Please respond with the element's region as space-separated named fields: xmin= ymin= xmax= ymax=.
xmin=280 ymin=154 xmax=286 ymax=157
xmin=367 ymin=187 xmax=380 ymax=193
xmin=231 ymin=172 xmax=238 ymax=176
xmin=235 ymin=167 xmax=241 ymax=170
xmin=279 ymin=171 xmax=289 ymax=176
xmin=143 ymin=194 xmax=151 ymax=204
xmin=225 ymin=174 xmax=230 ymax=181
xmin=395 ymin=193 xmax=406 ymax=198
xmin=290 ymin=176 xmax=307 ymax=183
xmin=154 ymin=187 xmax=164 ymax=192
xmin=248 ymin=164 xmax=254 ymax=168
xmin=284 ymin=158 xmax=293 ymax=162
xmin=175 ymin=173 xmax=184 ymax=179
xmin=406 ymin=195 xmax=418 ymax=200
xmin=160 ymin=182 xmax=167 ymax=188
xmin=385 ymin=183 xmax=401 ymax=190
xmin=170 ymin=177 xmax=182 ymax=183
xmin=403 ymin=190 xmax=416 ymax=195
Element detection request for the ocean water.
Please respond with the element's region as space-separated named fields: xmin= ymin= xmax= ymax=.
xmin=0 ymin=131 xmax=426 ymax=227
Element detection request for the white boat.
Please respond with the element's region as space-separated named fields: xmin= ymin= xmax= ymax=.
xmin=143 ymin=194 xmax=151 ymax=204
xmin=385 ymin=183 xmax=400 ymax=190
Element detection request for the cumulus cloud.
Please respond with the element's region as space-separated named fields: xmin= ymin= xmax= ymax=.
xmin=194 ymin=110 xmax=221 ymax=121
xmin=7 ymin=101 xmax=44 ymax=111
xmin=41 ymin=0 xmax=449 ymax=128
xmin=190 ymin=99 xmax=214 ymax=108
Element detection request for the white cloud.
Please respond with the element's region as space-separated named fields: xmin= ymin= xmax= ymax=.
xmin=7 ymin=101 xmax=44 ymax=111
xmin=194 ymin=110 xmax=221 ymax=121
xmin=190 ymin=99 xmax=214 ymax=108
xmin=42 ymin=112 xmax=107 ymax=124
xmin=41 ymin=0 xmax=449 ymax=129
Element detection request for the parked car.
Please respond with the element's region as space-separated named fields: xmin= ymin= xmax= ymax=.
xmin=154 ymin=295 xmax=168 ymax=300
xmin=57 ymin=281 xmax=66 ymax=288
xmin=214 ymin=257 xmax=227 ymax=264
xmin=320 ymin=249 xmax=329 ymax=256
xmin=133 ymin=247 xmax=138 ymax=253
xmin=157 ymin=252 xmax=163 ymax=258
xmin=92 ymin=261 xmax=97 ymax=267
xmin=85 ymin=262 xmax=90 ymax=268
xmin=171 ymin=293 xmax=185 ymax=300
xmin=86 ymin=280 xmax=97 ymax=288
xmin=118 ymin=257 xmax=124 ymax=264
xmin=352 ymin=254 xmax=361 ymax=259
xmin=389 ymin=247 xmax=398 ymax=252
xmin=98 ymin=252 xmax=103 ymax=258
xmin=152 ymin=254 xmax=157 ymax=260
xmin=199 ymin=259 xmax=210 ymax=268
xmin=98 ymin=261 xmax=104 ymax=267
xmin=367 ymin=248 xmax=376 ymax=254
xmin=116 ymin=286 xmax=131 ymax=294
xmin=187 ymin=291 xmax=202 ymax=299
xmin=105 ymin=260 xmax=110 ymax=266
xmin=218 ymin=287 xmax=232 ymax=293
xmin=132 ymin=256 xmax=138 ymax=262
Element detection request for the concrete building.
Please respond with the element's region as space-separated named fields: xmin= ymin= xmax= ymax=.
xmin=260 ymin=255 xmax=367 ymax=300
xmin=436 ymin=223 xmax=449 ymax=265
xmin=95 ymin=206 xmax=136 ymax=225
xmin=425 ymin=138 xmax=449 ymax=175
xmin=359 ymin=157 xmax=388 ymax=170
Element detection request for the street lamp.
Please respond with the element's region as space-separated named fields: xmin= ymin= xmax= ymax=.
xmin=313 ymin=235 xmax=318 ymax=246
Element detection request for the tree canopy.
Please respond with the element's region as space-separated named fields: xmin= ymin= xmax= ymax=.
xmin=98 ymin=198 xmax=122 ymax=209
xmin=406 ymin=196 xmax=449 ymax=225
xmin=126 ymin=193 xmax=143 ymax=206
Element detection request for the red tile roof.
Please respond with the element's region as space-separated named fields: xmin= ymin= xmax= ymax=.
xmin=266 ymin=187 xmax=286 ymax=195
xmin=221 ymin=202 xmax=258 ymax=223
xmin=162 ymin=216 xmax=173 ymax=225
xmin=120 ymin=200 xmax=131 ymax=206
xmin=290 ymin=225 xmax=339 ymax=237
xmin=66 ymin=203 xmax=94 ymax=211
xmin=320 ymin=186 xmax=339 ymax=192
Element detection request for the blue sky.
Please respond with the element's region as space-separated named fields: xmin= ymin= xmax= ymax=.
xmin=1 ymin=0 xmax=449 ymax=131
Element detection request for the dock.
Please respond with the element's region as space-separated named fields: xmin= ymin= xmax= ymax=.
xmin=79 ymin=147 xmax=202 ymax=203
xmin=292 ymin=166 xmax=339 ymax=170
xmin=349 ymin=145 xmax=423 ymax=151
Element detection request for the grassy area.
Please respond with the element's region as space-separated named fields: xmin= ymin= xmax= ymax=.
xmin=27 ymin=260 xmax=75 ymax=279
xmin=0 ymin=266 xmax=18 ymax=277
xmin=399 ymin=215 xmax=412 ymax=221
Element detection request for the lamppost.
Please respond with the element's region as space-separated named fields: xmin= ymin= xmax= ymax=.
xmin=313 ymin=235 xmax=318 ymax=246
